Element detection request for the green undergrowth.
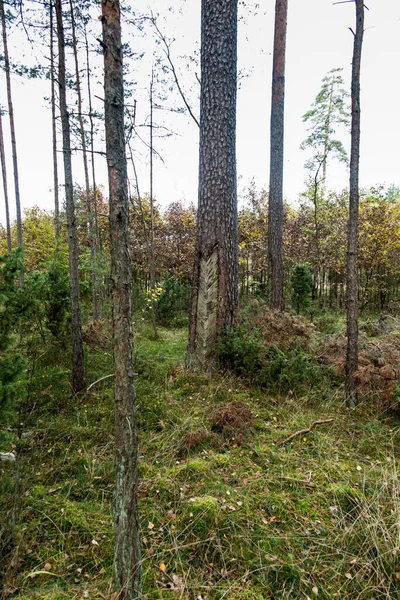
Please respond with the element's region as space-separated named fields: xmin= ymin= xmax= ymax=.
xmin=1 ymin=323 xmax=400 ymax=599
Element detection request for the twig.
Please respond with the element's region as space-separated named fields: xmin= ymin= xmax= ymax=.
xmin=155 ymin=565 xmax=175 ymax=585
xmin=276 ymin=419 xmax=334 ymax=446
xmin=87 ymin=373 xmax=114 ymax=391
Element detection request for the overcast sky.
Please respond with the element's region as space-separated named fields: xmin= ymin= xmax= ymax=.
xmin=1 ymin=0 xmax=400 ymax=226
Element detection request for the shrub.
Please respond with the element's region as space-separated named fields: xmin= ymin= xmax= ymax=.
xmin=218 ymin=300 xmax=329 ymax=395
xmin=290 ymin=263 xmax=313 ymax=314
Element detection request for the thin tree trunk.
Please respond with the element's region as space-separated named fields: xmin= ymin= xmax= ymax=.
xmin=69 ymin=0 xmax=98 ymax=320
xmin=84 ymin=24 xmax=100 ymax=253
xmin=102 ymin=0 xmax=142 ymax=597
xmin=50 ymin=1 xmax=60 ymax=241
xmin=55 ymin=0 xmax=85 ymax=394
xmin=0 ymin=107 xmax=11 ymax=252
xmin=345 ymin=0 xmax=364 ymax=407
xmin=0 ymin=0 xmax=22 ymax=247
xmin=149 ymin=65 xmax=158 ymax=338
xmin=267 ymin=0 xmax=288 ymax=311
xmin=188 ymin=0 xmax=238 ymax=370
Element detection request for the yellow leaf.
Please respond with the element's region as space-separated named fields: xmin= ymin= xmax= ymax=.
xmin=159 ymin=562 xmax=167 ymax=573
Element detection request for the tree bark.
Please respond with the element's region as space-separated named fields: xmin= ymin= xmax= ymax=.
xmin=55 ymin=0 xmax=85 ymax=394
xmin=345 ymin=0 xmax=364 ymax=407
xmin=102 ymin=0 xmax=142 ymax=597
xmin=69 ymin=0 xmax=98 ymax=320
xmin=188 ymin=0 xmax=238 ymax=370
xmin=0 ymin=0 xmax=22 ymax=247
xmin=50 ymin=0 xmax=60 ymax=242
xmin=149 ymin=65 xmax=158 ymax=338
xmin=0 ymin=108 xmax=11 ymax=253
xmin=267 ymin=0 xmax=288 ymax=311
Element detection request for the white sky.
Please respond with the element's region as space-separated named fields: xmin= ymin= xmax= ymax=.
xmin=1 ymin=0 xmax=400 ymax=226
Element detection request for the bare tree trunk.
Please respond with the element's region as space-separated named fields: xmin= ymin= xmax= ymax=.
xmin=267 ymin=0 xmax=288 ymax=311
xmin=188 ymin=0 xmax=238 ymax=370
xmin=102 ymin=0 xmax=142 ymax=597
xmin=84 ymin=25 xmax=100 ymax=252
xmin=1 ymin=0 xmax=22 ymax=247
xmin=50 ymin=0 xmax=60 ymax=241
xmin=55 ymin=0 xmax=85 ymax=394
xmin=345 ymin=0 xmax=364 ymax=407
xmin=69 ymin=0 xmax=98 ymax=320
xmin=0 ymin=108 xmax=11 ymax=253
xmin=149 ymin=65 xmax=158 ymax=338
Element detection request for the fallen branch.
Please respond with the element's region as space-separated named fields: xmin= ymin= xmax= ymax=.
xmin=276 ymin=419 xmax=334 ymax=446
xmin=86 ymin=373 xmax=114 ymax=391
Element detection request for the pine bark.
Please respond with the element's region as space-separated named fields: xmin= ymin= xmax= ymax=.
xmin=268 ymin=0 xmax=288 ymax=311
xmin=102 ymin=0 xmax=142 ymax=597
xmin=55 ymin=0 xmax=85 ymax=394
xmin=0 ymin=0 xmax=22 ymax=247
xmin=345 ymin=0 xmax=364 ymax=407
xmin=188 ymin=0 xmax=238 ymax=370
xmin=0 ymin=108 xmax=11 ymax=253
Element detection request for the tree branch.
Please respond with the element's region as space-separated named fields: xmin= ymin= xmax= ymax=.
xmin=276 ymin=419 xmax=334 ymax=446
xmin=150 ymin=14 xmax=200 ymax=129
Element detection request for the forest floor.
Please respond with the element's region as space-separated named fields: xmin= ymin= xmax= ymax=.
xmin=1 ymin=321 xmax=400 ymax=599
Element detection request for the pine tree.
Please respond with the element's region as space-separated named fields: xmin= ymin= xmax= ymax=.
xmin=188 ymin=0 xmax=238 ymax=369
xmin=268 ymin=0 xmax=288 ymax=311
xmin=345 ymin=0 xmax=364 ymax=407
xmin=102 ymin=0 xmax=142 ymax=596
xmin=55 ymin=0 xmax=85 ymax=394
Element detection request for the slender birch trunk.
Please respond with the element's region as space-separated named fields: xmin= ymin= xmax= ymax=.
xmin=102 ymin=0 xmax=142 ymax=596
xmin=55 ymin=0 xmax=85 ymax=394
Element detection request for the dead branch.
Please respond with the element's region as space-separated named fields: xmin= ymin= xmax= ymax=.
xmin=276 ymin=419 xmax=334 ymax=446
xmin=150 ymin=14 xmax=200 ymax=129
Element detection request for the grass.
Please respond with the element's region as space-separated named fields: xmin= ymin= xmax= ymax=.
xmin=1 ymin=322 xmax=400 ymax=599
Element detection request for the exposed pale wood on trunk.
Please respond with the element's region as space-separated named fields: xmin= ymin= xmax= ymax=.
xmin=188 ymin=0 xmax=238 ymax=370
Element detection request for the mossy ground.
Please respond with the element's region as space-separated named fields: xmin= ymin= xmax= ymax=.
xmin=1 ymin=324 xmax=400 ymax=599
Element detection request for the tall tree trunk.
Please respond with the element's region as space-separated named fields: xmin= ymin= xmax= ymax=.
xmin=69 ymin=0 xmax=98 ymax=320
xmin=0 ymin=0 xmax=22 ymax=247
xmin=188 ymin=0 xmax=238 ymax=370
xmin=50 ymin=0 xmax=60 ymax=241
xmin=102 ymin=0 xmax=142 ymax=597
xmin=267 ymin=0 xmax=288 ymax=311
xmin=0 ymin=108 xmax=11 ymax=253
xmin=149 ymin=65 xmax=158 ymax=338
xmin=345 ymin=0 xmax=364 ymax=407
xmin=55 ymin=0 xmax=85 ymax=394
